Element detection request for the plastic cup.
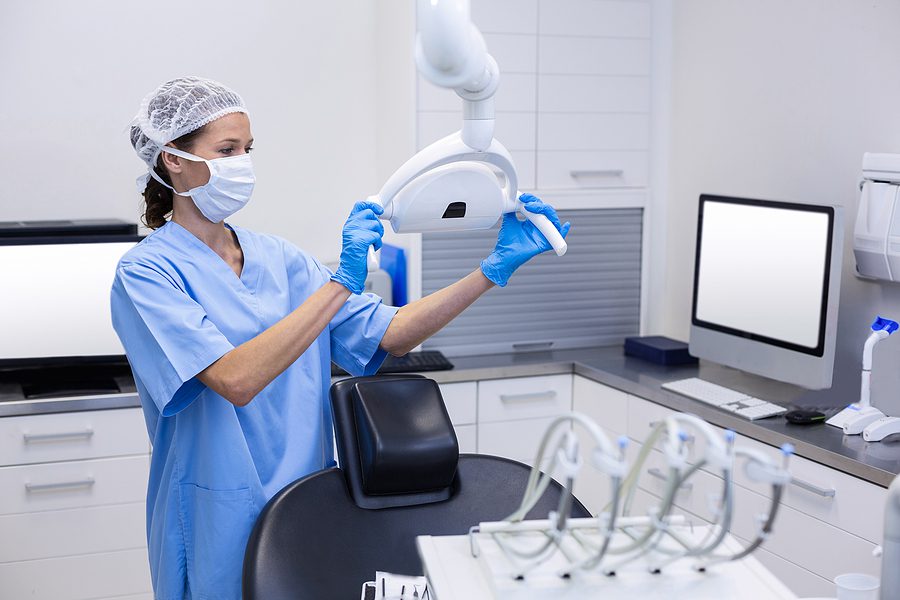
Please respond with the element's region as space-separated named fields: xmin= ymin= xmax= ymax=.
xmin=834 ymin=573 xmax=879 ymax=600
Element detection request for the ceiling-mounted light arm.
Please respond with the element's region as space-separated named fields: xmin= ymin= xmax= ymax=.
xmin=415 ymin=0 xmax=499 ymax=151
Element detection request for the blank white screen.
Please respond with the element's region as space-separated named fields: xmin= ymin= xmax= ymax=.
xmin=695 ymin=202 xmax=829 ymax=349
xmin=0 ymin=242 xmax=135 ymax=360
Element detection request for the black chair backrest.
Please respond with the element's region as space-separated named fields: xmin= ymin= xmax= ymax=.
xmin=242 ymin=375 xmax=591 ymax=599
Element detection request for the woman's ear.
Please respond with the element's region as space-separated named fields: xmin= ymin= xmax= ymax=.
xmin=160 ymin=146 xmax=182 ymax=175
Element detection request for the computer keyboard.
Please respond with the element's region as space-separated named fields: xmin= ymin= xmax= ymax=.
xmin=661 ymin=377 xmax=787 ymax=421
xmin=331 ymin=350 xmax=454 ymax=377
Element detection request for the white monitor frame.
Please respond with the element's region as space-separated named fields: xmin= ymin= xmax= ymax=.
xmin=689 ymin=195 xmax=843 ymax=390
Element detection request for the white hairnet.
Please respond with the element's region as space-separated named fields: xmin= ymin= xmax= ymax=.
xmin=130 ymin=76 xmax=247 ymax=174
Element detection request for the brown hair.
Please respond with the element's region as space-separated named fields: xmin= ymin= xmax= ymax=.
xmin=140 ymin=127 xmax=206 ymax=229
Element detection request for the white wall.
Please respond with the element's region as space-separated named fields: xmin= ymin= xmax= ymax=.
xmin=666 ymin=0 xmax=900 ymax=410
xmin=0 ymin=0 xmax=379 ymax=264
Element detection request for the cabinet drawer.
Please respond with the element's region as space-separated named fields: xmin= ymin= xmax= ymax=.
xmin=731 ymin=484 xmax=880 ymax=582
xmin=478 ymin=416 xmax=558 ymax=465
xmin=0 ymin=501 xmax=145 ymax=562
xmin=744 ymin=543 xmax=834 ymax=599
xmin=572 ymin=376 xmax=627 ymax=435
xmin=472 ymin=0 xmax=537 ymax=34
xmin=539 ymin=75 xmax=650 ymax=113
xmin=418 ymin=111 xmax=536 ymax=151
xmin=455 ymin=424 xmax=477 ymax=454
xmin=538 ymin=0 xmax=651 ymax=38
xmin=0 ymin=408 xmax=147 ymax=467
xmin=512 ymin=150 xmax=536 ymax=190
xmin=483 ymin=33 xmax=537 ymax=74
xmin=537 ymin=151 xmax=649 ymax=189
xmin=539 ymin=37 xmax=651 ymax=76
xmin=0 ymin=547 xmax=151 ymax=600
xmin=440 ymin=382 xmax=477 ymax=425
xmin=478 ymin=375 xmax=572 ymax=423
xmin=0 ymin=454 xmax=149 ymax=515
xmin=626 ymin=395 xmax=677 ymax=444
xmin=538 ymin=113 xmax=649 ymax=151
xmin=733 ymin=433 xmax=887 ymax=543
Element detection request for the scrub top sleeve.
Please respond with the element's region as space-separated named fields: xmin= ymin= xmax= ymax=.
xmin=111 ymin=265 xmax=235 ymax=416
xmin=329 ymin=293 xmax=399 ymax=376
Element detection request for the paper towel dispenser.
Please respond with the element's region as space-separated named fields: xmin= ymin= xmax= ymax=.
xmin=854 ymin=153 xmax=900 ymax=281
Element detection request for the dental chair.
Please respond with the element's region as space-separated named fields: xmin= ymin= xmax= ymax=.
xmin=242 ymin=374 xmax=590 ymax=600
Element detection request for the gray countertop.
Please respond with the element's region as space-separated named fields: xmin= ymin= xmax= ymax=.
xmin=4 ymin=346 xmax=899 ymax=487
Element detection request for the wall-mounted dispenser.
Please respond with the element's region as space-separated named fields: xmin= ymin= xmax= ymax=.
xmin=854 ymin=153 xmax=900 ymax=281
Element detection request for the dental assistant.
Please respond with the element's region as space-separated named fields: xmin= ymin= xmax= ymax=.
xmin=110 ymin=76 xmax=569 ymax=600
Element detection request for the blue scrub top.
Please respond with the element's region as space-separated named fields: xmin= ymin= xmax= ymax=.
xmin=110 ymin=221 xmax=397 ymax=600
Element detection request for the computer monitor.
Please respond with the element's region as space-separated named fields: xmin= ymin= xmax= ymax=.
xmin=0 ymin=235 xmax=141 ymax=367
xmin=689 ymin=195 xmax=843 ymax=389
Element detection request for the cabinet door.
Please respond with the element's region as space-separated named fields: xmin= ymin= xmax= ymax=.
xmin=455 ymin=424 xmax=477 ymax=454
xmin=572 ymin=377 xmax=629 ymax=513
xmin=478 ymin=416 xmax=559 ymax=466
xmin=439 ymin=382 xmax=477 ymax=426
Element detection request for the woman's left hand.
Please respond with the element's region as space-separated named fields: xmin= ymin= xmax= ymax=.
xmin=480 ymin=194 xmax=570 ymax=287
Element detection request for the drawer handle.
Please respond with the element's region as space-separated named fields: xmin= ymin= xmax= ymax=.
xmin=790 ymin=477 xmax=836 ymax=498
xmin=570 ymin=169 xmax=625 ymax=179
xmin=23 ymin=428 xmax=94 ymax=444
xmin=499 ymin=391 xmax=557 ymax=403
xmin=647 ymin=467 xmax=693 ymax=491
xmin=25 ymin=477 xmax=96 ymax=493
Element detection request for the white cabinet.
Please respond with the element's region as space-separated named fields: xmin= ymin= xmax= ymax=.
xmin=418 ymin=0 xmax=657 ymax=196
xmin=0 ymin=408 xmax=152 ymax=600
xmin=439 ymin=382 xmax=478 ymax=454
xmin=477 ymin=374 xmax=573 ymax=466
xmin=571 ymin=375 xmax=887 ymax=598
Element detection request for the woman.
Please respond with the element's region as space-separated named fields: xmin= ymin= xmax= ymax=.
xmin=111 ymin=76 xmax=569 ymax=600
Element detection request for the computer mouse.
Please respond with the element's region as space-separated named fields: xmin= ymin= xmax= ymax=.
xmin=783 ymin=409 xmax=826 ymax=425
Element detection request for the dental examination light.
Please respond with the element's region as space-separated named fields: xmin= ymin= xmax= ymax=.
xmin=366 ymin=0 xmax=567 ymax=269
xmin=466 ymin=411 xmax=793 ymax=585
xmin=826 ymin=316 xmax=899 ymax=435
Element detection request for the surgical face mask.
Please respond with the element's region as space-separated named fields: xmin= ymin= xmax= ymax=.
xmin=148 ymin=146 xmax=255 ymax=223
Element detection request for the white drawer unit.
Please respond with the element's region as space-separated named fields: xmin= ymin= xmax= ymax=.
xmin=741 ymin=541 xmax=834 ymax=598
xmin=478 ymin=374 xmax=572 ymax=423
xmin=572 ymin=376 xmax=628 ymax=435
xmin=538 ymin=113 xmax=650 ymax=152
xmin=538 ymin=0 xmax=651 ymax=38
xmin=0 ymin=454 xmax=149 ymax=516
xmin=0 ymin=547 xmax=152 ymax=600
xmin=478 ymin=415 xmax=559 ymax=465
xmin=537 ymin=150 xmax=649 ymax=190
xmin=471 ymin=0 xmax=538 ymax=34
xmin=0 ymin=406 xmax=152 ymax=600
xmin=539 ymin=36 xmax=651 ymax=76
xmin=439 ymin=382 xmax=478 ymax=426
xmin=482 ymin=33 xmax=538 ymax=74
xmin=538 ymin=75 xmax=650 ymax=114
xmin=0 ymin=408 xmax=147 ymax=467
xmin=0 ymin=502 xmax=146 ymax=563
xmin=732 ymin=432 xmax=887 ymax=544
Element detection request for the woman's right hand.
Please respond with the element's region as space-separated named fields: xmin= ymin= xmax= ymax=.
xmin=330 ymin=201 xmax=385 ymax=294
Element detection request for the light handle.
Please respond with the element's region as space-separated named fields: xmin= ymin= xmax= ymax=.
xmin=517 ymin=199 xmax=567 ymax=257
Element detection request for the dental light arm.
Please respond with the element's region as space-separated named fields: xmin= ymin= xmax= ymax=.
xmin=416 ymin=0 xmax=499 ymax=151
xmin=366 ymin=0 xmax=566 ymax=271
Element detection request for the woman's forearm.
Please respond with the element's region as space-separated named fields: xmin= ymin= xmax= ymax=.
xmin=199 ymin=281 xmax=351 ymax=406
xmin=380 ymin=269 xmax=494 ymax=356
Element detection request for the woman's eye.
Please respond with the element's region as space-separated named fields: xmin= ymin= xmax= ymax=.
xmin=219 ymin=147 xmax=234 ymax=155
xmin=245 ymin=146 xmax=254 ymax=153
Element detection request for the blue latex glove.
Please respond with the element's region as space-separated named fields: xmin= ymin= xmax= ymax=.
xmin=480 ymin=194 xmax=571 ymax=287
xmin=331 ymin=201 xmax=385 ymax=294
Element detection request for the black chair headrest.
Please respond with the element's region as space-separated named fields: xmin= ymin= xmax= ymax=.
xmin=330 ymin=374 xmax=459 ymax=509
